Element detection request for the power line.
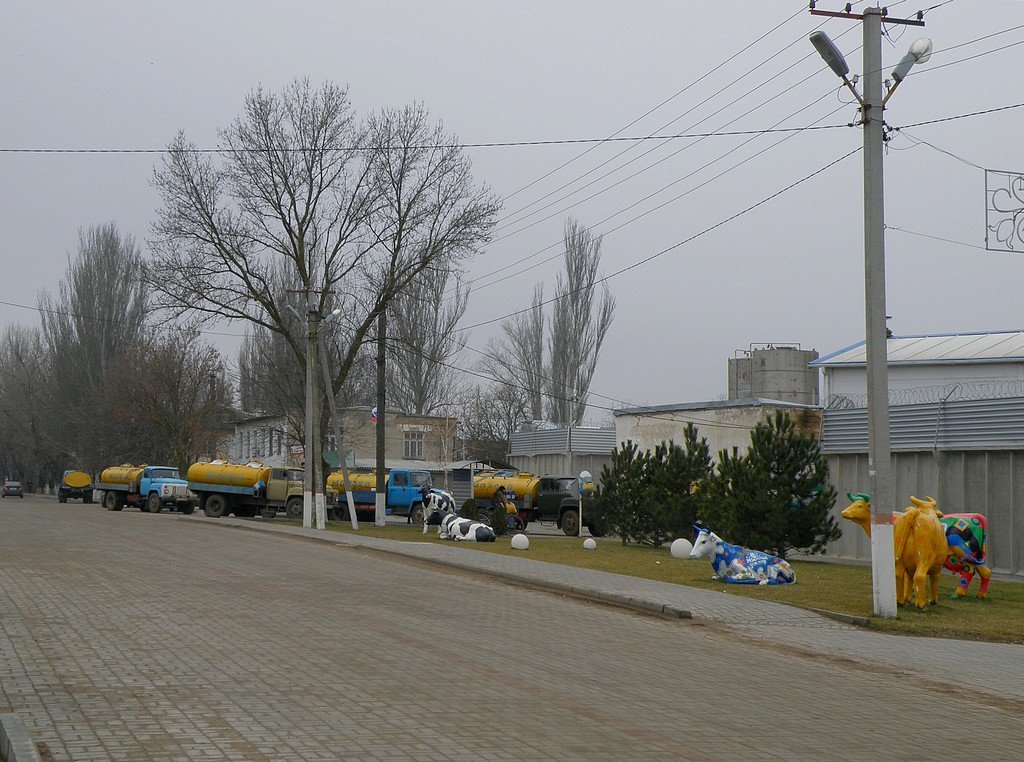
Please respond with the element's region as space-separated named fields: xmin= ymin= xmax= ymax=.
xmin=889 ymin=128 xmax=984 ymax=169
xmin=884 ymin=225 xmax=990 ymax=252
xmin=466 ymin=97 xmax=849 ymax=297
xmin=892 ymin=101 xmax=1024 ymax=130
xmin=499 ymin=4 xmax=808 ymax=203
xmin=493 ymin=15 xmax=847 ymax=234
xmin=0 ymin=124 xmax=850 ymax=156
xmin=460 ymin=146 xmax=862 ymax=333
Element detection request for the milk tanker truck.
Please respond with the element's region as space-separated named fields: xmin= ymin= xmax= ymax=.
xmin=187 ymin=460 xmax=304 ymax=519
xmin=326 ymin=468 xmax=433 ymax=523
xmin=58 ymin=470 xmax=94 ymax=503
xmin=473 ymin=470 xmax=601 ymax=536
xmin=94 ymin=464 xmax=195 ymax=514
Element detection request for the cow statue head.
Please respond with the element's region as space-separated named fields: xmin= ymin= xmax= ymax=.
xmin=689 ymin=524 xmax=722 ymax=560
xmin=841 ymin=492 xmax=873 ymax=536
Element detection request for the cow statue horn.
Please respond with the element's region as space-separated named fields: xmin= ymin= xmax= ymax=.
xmin=846 ymin=492 xmax=870 ymax=503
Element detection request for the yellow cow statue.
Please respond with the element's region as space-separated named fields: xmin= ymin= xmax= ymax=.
xmin=841 ymin=493 xmax=947 ymax=609
xmin=895 ymin=496 xmax=948 ymax=610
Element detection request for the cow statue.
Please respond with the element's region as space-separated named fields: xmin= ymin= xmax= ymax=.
xmin=688 ymin=525 xmax=796 ymax=585
xmin=420 ymin=487 xmax=457 ymax=534
xmin=425 ymin=505 xmax=496 ymax=542
xmin=894 ymin=496 xmax=948 ymax=609
xmin=842 ymin=493 xmax=991 ymax=600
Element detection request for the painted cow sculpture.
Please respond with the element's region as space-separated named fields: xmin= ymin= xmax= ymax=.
xmin=842 ymin=493 xmax=991 ymax=599
xmin=688 ymin=525 xmax=795 ymax=585
xmin=421 ymin=488 xmax=457 ymax=534
xmin=425 ymin=507 xmax=496 ymax=542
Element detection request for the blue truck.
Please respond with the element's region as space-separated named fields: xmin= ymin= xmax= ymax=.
xmin=94 ymin=464 xmax=195 ymax=514
xmin=326 ymin=468 xmax=434 ymax=523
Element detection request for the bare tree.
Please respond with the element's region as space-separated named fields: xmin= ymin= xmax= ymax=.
xmin=0 ymin=325 xmax=56 ymax=486
xmin=112 ymin=332 xmax=232 ymax=471
xmin=458 ymin=382 xmax=529 ymax=466
xmin=38 ymin=223 xmax=148 ymax=471
xmin=150 ymin=82 xmax=498 ymax=441
xmin=387 ymin=262 xmax=468 ymax=415
xmin=488 ymin=284 xmax=545 ymax=422
xmin=546 ymin=218 xmax=616 ymax=425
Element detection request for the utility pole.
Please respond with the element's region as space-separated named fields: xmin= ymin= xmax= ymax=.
xmin=303 ymin=292 xmax=319 ymax=529
xmin=375 ymin=310 xmax=387 ymax=527
xmin=318 ymin=322 xmax=359 ymax=530
xmin=810 ymin=3 xmax=929 ymax=618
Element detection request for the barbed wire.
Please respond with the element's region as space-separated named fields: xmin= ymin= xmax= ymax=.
xmin=825 ymin=379 xmax=1024 ymax=409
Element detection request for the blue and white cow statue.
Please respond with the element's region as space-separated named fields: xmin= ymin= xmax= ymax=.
xmin=420 ymin=487 xmax=457 ymax=534
xmin=425 ymin=506 xmax=496 ymax=542
xmin=689 ymin=525 xmax=796 ymax=585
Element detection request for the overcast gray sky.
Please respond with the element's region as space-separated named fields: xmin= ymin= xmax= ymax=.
xmin=3 ymin=1 xmax=1024 ymax=419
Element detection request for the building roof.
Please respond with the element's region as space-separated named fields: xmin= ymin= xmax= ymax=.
xmin=612 ymin=397 xmax=821 ymax=416
xmin=811 ymin=330 xmax=1024 ymax=368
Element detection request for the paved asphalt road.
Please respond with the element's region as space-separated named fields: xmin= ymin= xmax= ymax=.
xmin=2 ymin=494 xmax=1023 ymax=760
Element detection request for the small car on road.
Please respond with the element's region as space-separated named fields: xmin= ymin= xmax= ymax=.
xmin=3 ymin=480 xmax=25 ymax=498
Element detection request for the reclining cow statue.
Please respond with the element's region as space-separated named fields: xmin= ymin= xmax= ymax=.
xmin=842 ymin=493 xmax=991 ymax=600
xmin=424 ymin=504 xmax=496 ymax=542
xmin=689 ymin=525 xmax=796 ymax=585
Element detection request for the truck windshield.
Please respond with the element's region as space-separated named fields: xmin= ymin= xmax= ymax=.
xmin=555 ymin=478 xmax=576 ymax=494
xmin=149 ymin=468 xmax=180 ymax=480
xmin=287 ymin=470 xmax=303 ymax=482
xmin=412 ymin=472 xmax=431 ymax=488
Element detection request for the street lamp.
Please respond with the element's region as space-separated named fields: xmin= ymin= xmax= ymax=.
xmin=809 ymin=17 xmax=932 ymax=618
xmin=578 ymin=470 xmax=592 ymax=538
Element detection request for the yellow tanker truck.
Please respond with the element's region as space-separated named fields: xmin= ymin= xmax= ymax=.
xmin=187 ymin=460 xmax=304 ymax=519
xmin=473 ymin=470 xmax=600 ymax=536
xmin=58 ymin=470 xmax=94 ymax=504
xmin=95 ymin=464 xmax=195 ymax=514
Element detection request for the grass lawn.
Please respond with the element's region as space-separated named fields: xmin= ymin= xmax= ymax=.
xmin=279 ymin=520 xmax=1024 ymax=644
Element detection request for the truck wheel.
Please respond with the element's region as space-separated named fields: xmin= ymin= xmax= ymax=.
xmin=146 ymin=493 xmax=163 ymax=514
xmin=58 ymin=493 xmax=67 ymax=504
xmin=285 ymin=497 xmax=303 ymax=520
xmin=83 ymin=493 xmax=93 ymax=504
xmin=561 ymin=508 xmax=580 ymax=537
xmin=179 ymin=503 xmax=195 ymax=516
xmin=409 ymin=503 xmax=425 ymax=527
xmin=259 ymin=505 xmax=277 ymax=520
xmin=204 ymin=494 xmax=228 ymax=518
xmin=103 ymin=491 xmax=123 ymax=512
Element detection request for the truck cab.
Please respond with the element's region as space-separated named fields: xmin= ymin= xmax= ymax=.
xmin=138 ymin=466 xmax=193 ymax=513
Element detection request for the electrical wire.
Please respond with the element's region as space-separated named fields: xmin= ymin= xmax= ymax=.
xmin=493 ymin=16 xmax=847 ymax=234
xmin=890 ymin=129 xmax=984 ymax=169
xmin=885 ymin=225 xmax=990 ymax=252
xmin=466 ymin=97 xmax=849 ymax=297
xmin=499 ymin=3 xmax=809 ymax=203
xmin=892 ymin=101 xmax=1024 ymax=130
xmin=459 ymin=146 xmax=862 ymax=333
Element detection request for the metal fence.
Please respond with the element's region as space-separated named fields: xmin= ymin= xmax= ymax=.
xmin=822 ymin=397 xmax=1024 ymax=574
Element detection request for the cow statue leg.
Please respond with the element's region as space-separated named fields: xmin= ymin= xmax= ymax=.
xmin=975 ymin=564 xmax=992 ymax=599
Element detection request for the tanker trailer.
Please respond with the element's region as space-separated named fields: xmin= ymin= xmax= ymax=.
xmin=58 ymin=469 xmax=94 ymax=504
xmin=188 ymin=460 xmax=303 ymax=519
xmin=95 ymin=464 xmax=194 ymax=514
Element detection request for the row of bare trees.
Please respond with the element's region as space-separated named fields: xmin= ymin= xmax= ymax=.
xmin=0 ymin=224 xmax=231 ymax=487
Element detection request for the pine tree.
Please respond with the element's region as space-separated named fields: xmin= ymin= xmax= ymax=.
xmin=704 ymin=411 xmax=839 ymax=558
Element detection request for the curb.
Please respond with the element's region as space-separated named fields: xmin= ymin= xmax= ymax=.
xmin=806 ymin=607 xmax=872 ymax=627
xmin=0 ymin=713 xmax=41 ymax=762
xmin=180 ymin=516 xmax=694 ymax=621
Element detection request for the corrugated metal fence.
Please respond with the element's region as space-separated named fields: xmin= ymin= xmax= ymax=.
xmin=822 ymin=398 xmax=1024 ymax=574
xmin=508 ymin=427 xmax=616 ymax=480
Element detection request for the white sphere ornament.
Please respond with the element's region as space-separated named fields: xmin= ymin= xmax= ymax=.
xmin=583 ymin=538 xmax=597 ymax=550
xmin=511 ymin=533 xmax=530 ymax=550
xmin=670 ymin=538 xmax=694 ymax=559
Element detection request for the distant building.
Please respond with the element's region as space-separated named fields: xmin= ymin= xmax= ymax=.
xmin=728 ymin=343 xmax=819 ymax=405
xmin=613 ymin=398 xmax=822 ymax=458
xmin=229 ymin=407 xmax=457 ymax=468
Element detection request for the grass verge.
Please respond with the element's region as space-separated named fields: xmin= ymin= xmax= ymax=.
xmin=278 ymin=519 xmax=1024 ymax=644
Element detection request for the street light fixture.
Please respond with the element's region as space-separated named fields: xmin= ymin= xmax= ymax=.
xmin=809 ymin=16 xmax=932 ymax=619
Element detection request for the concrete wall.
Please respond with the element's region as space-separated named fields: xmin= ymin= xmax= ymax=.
xmin=616 ymin=405 xmax=822 ymax=459
xmin=826 ymin=449 xmax=1024 ymax=574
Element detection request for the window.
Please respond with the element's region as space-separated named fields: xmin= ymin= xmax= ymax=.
xmin=393 ymin=472 xmax=407 ymax=487
xmin=403 ymin=431 xmax=424 ymax=459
